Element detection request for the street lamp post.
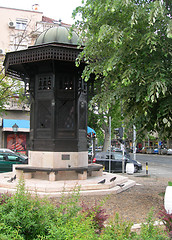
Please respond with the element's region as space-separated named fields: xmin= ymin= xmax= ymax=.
xmin=12 ymin=123 xmax=19 ymax=152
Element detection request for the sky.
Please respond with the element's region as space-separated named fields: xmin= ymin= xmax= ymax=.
xmin=0 ymin=0 xmax=83 ymax=24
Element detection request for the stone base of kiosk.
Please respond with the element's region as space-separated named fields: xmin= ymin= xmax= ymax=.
xmin=13 ymin=150 xmax=103 ymax=181
xmin=14 ymin=164 xmax=103 ymax=181
xmin=0 ymin=171 xmax=136 ymax=197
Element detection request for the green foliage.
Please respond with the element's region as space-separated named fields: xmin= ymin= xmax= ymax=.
xmin=87 ymin=99 xmax=122 ymax=149
xmin=54 ymin=186 xmax=82 ymax=226
xmin=73 ymin=0 xmax=172 ymax=139
xmin=0 ymin=192 xmax=12 ymax=205
xmin=0 ymin=178 xmax=59 ymax=239
xmin=81 ymin=201 xmax=109 ymax=233
xmin=101 ymin=213 xmax=133 ymax=240
xmin=0 ymin=223 xmax=24 ymax=240
xmin=45 ymin=212 xmax=99 ymax=240
xmin=168 ymin=181 xmax=172 ymax=186
xmin=0 ymin=68 xmax=26 ymax=113
xmin=101 ymin=211 xmax=169 ymax=240
xmin=0 ymin=179 xmax=99 ymax=240
xmin=136 ymin=210 xmax=169 ymax=240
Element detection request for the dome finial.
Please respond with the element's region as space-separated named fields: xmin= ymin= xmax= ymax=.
xmin=59 ymin=19 xmax=62 ymax=26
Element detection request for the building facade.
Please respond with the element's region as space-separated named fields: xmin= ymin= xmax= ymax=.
xmin=0 ymin=6 xmax=70 ymax=54
xmin=0 ymin=97 xmax=30 ymax=154
xmin=0 ymin=6 xmax=43 ymax=53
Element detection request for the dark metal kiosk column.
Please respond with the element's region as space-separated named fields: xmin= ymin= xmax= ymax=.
xmin=3 ymin=26 xmax=98 ymax=181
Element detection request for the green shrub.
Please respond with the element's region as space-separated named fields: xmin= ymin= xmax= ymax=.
xmin=0 ymin=192 xmax=12 ymax=205
xmin=100 ymin=213 xmax=133 ymax=240
xmin=0 ymin=178 xmax=59 ymax=239
xmin=45 ymin=188 xmax=101 ymax=239
xmin=45 ymin=212 xmax=99 ymax=240
xmin=168 ymin=181 xmax=172 ymax=186
xmin=100 ymin=211 xmax=170 ymax=240
xmin=81 ymin=201 xmax=109 ymax=233
xmin=0 ymin=223 xmax=24 ymax=239
xmin=0 ymin=179 xmax=99 ymax=239
xmin=135 ymin=210 xmax=169 ymax=240
xmin=55 ymin=186 xmax=81 ymax=225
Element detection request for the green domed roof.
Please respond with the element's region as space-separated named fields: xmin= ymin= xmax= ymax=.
xmin=35 ymin=26 xmax=79 ymax=46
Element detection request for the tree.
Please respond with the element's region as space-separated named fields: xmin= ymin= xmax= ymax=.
xmin=73 ymin=0 xmax=172 ymax=139
xmin=0 ymin=68 xmax=26 ymax=113
xmin=87 ymin=76 xmax=123 ymax=151
xmin=88 ymin=97 xmax=122 ymax=151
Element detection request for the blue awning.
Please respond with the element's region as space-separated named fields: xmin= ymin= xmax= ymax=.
xmin=87 ymin=126 xmax=96 ymax=135
xmin=3 ymin=119 xmax=30 ymax=132
xmin=3 ymin=120 xmax=94 ymax=134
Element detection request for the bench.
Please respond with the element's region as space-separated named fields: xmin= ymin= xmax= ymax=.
xmin=15 ymin=164 xmax=103 ymax=181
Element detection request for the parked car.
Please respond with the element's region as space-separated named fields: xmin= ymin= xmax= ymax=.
xmin=112 ymin=147 xmax=121 ymax=152
xmin=92 ymin=152 xmax=142 ymax=173
xmin=0 ymin=151 xmax=28 ymax=173
xmin=167 ymin=149 xmax=172 ymax=155
xmin=0 ymin=148 xmax=28 ymax=159
xmin=129 ymin=147 xmax=142 ymax=153
xmin=160 ymin=148 xmax=168 ymax=155
xmin=88 ymin=151 xmax=92 ymax=162
xmin=140 ymin=147 xmax=154 ymax=154
xmin=0 ymin=148 xmax=14 ymax=153
xmin=153 ymin=148 xmax=159 ymax=154
xmin=111 ymin=148 xmax=131 ymax=158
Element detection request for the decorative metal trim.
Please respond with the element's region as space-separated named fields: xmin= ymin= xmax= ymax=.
xmin=37 ymin=73 xmax=54 ymax=91
xmin=78 ymin=77 xmax=87 ymax=97
xmin=6 ymin=45 xmax=80 ymax=67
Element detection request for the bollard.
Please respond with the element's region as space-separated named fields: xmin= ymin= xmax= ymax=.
xmin=146 ymin=162 xmax=148 ymax=175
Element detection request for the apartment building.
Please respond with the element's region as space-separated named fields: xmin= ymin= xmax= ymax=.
xmin=0 ymin=6 xmax=43 ymax=54
xmin=0 ymin=6 xmax=70 ymax=55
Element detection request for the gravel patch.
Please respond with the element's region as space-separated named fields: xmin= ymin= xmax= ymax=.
xmin=78 ymin=175 xmax=171 ymax=224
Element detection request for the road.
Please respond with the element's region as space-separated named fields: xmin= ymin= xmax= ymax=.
xmin=130 ymin=153 xmax=172 ymax=178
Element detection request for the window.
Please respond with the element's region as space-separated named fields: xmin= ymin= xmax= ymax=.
xmin=38 ymin=75 xmax=53 ymax=90
xmin=106 ymin=154 xmax=115 ymax=160
xmin=59 ymin=74 xmax=74 ymax=90
xmin=58 ymin=100 xmax=74 ymax=129
xmin=7 ymin=155 xmax=19 ymax=161
xmin=0 ymin=154 xmax=6 ymax=160
xmin=37 ymin=100 xmax=51 ymax=129
xmin=15 ymin=19 xmax=28 ymax=30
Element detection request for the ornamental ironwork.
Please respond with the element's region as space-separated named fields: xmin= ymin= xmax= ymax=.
xmin=6 ymin=45 xmax=80 ymax=66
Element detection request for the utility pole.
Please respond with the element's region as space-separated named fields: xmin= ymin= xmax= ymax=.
xmin=133 ymin=125 xmax=136 ymax=160
xmin=109 ymin=116 xmax=111 ymax=173
xmin=121 ymin=132 xmax=125 ymax=174
xmin=120 ymin=100 xmax=125 ymax=174
xmin=91 ymin=132 xmax=94 ymax=158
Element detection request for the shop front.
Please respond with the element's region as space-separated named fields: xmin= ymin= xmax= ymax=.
xmin=2 ymin=119 xmax=30 ymax=155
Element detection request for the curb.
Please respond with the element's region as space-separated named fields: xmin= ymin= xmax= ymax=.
xmin=131 ymin=221 xmax=164 ymax=232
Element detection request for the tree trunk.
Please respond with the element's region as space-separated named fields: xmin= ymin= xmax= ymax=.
xmin=103 ymin=124 xmax=110 ymax=152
